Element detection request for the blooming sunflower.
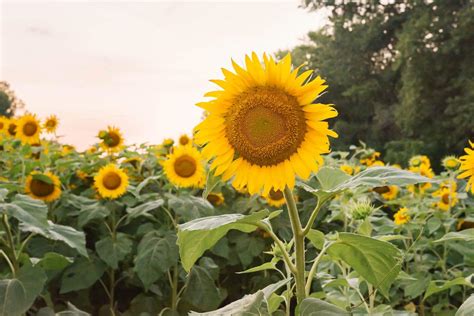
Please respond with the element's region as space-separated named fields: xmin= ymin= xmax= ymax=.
xmin=370 ymin=160 xmax=385 ymax=167
xmin=373 ymin=185 xmax=398 ymax=200
xmin=394 ymin=207 xmax=410 ymax=225
xmin=43 ymin=115 xmax=59 ymax=134
xmin=98 ymin=126 xmax=124 ymax=153
xmin=194 ymin=53 xmax=338 ymax=196
xmin=16 ymin=114 xmax=41 ymax=144
xmin=408 ymin=164 xmax=434 ymax=194
xmin=409 ymin=155 xmax=431 ymax=169
xmin=264 ymin=188 xmax=286 ymax=207
xmin=179 ymin=134 xmax=191 ymax=146
xmin=6 ymin=118 xmax=17 ymax=137
xmin=0 ymin=116 xmax=9 ymax=134
xmin=340 ymin=164 xmax=353 ymax=175
xmin=207 ymin=192 xmax=224 ymax=206
xmin=433 ymin=186 xmax=458 ymax=211
xmin=94 ymin=164 xmax=129 ymax=199
xmin=360 ymin=151 xmax=381 ymax=166
xmin=25 ymin=171 xmax=61 ymax=202
xmin=162 ymin=145 xmax=205 ymax=188
xmin=458 ymin=140 xmax=474 ymax=193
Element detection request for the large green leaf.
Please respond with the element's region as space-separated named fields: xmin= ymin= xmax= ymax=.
xmin=456 ymin=295 xmax=474 ymax=316
xmin=168 ymin=194 xmax=214 ymax=222
xmin=0 ymin=279 xmax=28 ymax=315
xmin=435 ymin=229 xmax=474 ymax=243
xmin=60 ymin=257 xmax=106 ymax=294
xmin=133 ymin=232 xmax=178 ymax=289
xmin=17 ymin=262 xmax=47 ymax=310
xmin=327 ymin=233 xmax=403 ymax=297
xmin=77 ymin=203 xmax=110 ymax=227
xmin=125 ymin=199 xmax=164 ymax=223
xmin=35 ymin=252 xmax=73 ymax=280
xmin=299 ymin=298 xmax=350 ymax=316
xmin=177 ymin=210 xmax=269 ymax=272
xmin=181 ymin=265 xmax=225 ymax=312
xmin=1 ymin=194 xmax=49 ymax=229
xmin=423 ymin=275 xmax=473 ymax=301
xmin=96 ymin=233 xmax=133 ymax=269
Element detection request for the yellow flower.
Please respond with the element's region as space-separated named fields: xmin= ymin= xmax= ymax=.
xmin=179 ymin=134 xmax=191 ymax=146
xmin=43 ymin=115 xmax=59 ymax=134
xmin=264 ymin=189 xmax=286 ymax=207
xmin=25 ymin=171 xmax=61 ymax=202
xmin=0 ymin=116 xmax=9 ymax=134
xmin=162 ymin=145 xmax=205 ymax=188
xmin=360 ymin=151 xmax=381 ymax=166
xmin=94 ymin=164 xmax=129 ymax=199
xmin=458 ymin=140 xmax=474 ymax=193
xmin=370 ymin=160 xmax=385 ymax=167
xmin=16 ymin=113 xmax=42 ymax=145
xmin=162 ymin=138 xmax=174 ymax=147
xmin=6 ymin=118 xmax=17 ymax=137
xmin=194 ymin=53 xmax=338 ymax=196
xmin=433 ymin=186 xmax=458 ymax=211
xmin=61 ymin=145 xmax=75 ymax=156
xmin=408 ymin=164 xmax=434 ymax=194
xmin=98 ymin=126 xmax=124 ymax=153
xmin=442 ymin=156 xmax=460 ymax=171
xmin=373 ymin=185 xmax=398 ymax=200
xmin=409 ymin=155 xmax=431 ymax=169
xmin=394 ymin=207 xmax=410 ymax=225
xmin=340 ymin=164 xmax=353 ymax=175
xmin=207 ymin=192 xmax=225 ymax=206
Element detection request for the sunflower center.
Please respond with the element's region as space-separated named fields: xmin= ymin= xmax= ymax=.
xmin=30 ymin=179 xmax=55 ymax=197
xmin=8 ymin=123 xmax=17 ymax=136
xmin=107 ymin=132 xmax=121 ymax=147
xmin=174 ymin=155 xmax=197 ymax=178
xmin=442 ymin=193 xmax=450 ymax=204
xmin=0 ymin=122 xmax=3 ymax=129
xmin=207 ymin=193 xmax=222 ymax=206
xmin=46 ymin=120 xmax=56 ymax=128
xmin=103 ymin=172 xmax=122 ymax=190
xmin=373 ymin=186 xmax=390 ymax=194
xmin=179 ymin=136 xmax=190 ymax=146
xmin=23 ymin=122 xmax=38 ymax=136
xmin=269 ymin=188 xmax=284 ymax=201
xmin=225 ymin=86 xmax=306 ymax=166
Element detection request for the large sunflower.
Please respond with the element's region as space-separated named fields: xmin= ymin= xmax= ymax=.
xmin=25 ymin=171 xmax=61 ymax=202
xmin=162 ymin=145 xmax=205 ymax=188
xmin=16 ymin=114 xmax=42 ymax=144
xmin=458 ymin=140 xmax=474 ymax=193
xmin=44 ymin=115 xmax=59 ymax=134
xmin=194 ymin=53 xmax=338 ymax=195
xmin=94 ymin=164 xmax=129 ymax=199
xmin=98 ymin=126 xmax=124 ymax=153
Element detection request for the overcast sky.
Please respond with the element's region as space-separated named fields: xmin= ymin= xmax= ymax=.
xmin=0 ymin=0 xmax=328 ymax=149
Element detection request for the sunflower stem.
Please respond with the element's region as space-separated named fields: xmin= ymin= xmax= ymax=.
xmin=2 ymin=214 xmax=19 ymax=276
xmin=283 ymin=186 xmax=306 ymax=305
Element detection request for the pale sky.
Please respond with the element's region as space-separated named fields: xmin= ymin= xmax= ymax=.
xmin=0 ymin=0 xmax=328 ymax=150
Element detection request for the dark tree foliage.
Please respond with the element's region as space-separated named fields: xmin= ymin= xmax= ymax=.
xmin=0 ymin=82 xmax=23 ymax=117
xmin=282 ymin=0 xmax=474 ymax=166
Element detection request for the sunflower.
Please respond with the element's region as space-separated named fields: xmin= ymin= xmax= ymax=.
xmin=264 ymin=188 xmax=286 ymax=207
xmin=373 ymin=185 xmax=398 ymax=200
xmin=6 ymin=118 xmax=17 ymax=137
xmin=25 ymin=171 xmax=61 ymax=202
xmin=360 ymin=151 xmax=381 ymax=166
xmin=433 ymin=186 xmax=458 ymax=211
xmin=408 ymin=164 xmax=434 ymax=194
xmin=0 ymin=116 xmax=9 ymax=134
xmin=207 ymin=192 xmax=224 ymax=206
xmin=409 ymin=155 xmax=431 ymax=169
xmin=16 ymin=114 xmax=41 ymax=144
xmin=458 ymin=140 xmax=474 ymax=193
xmin=98 ymin=126 xmax=124 ymax=153
xmin=442 ymin=156 xmax=460 ymax=171
xmin=162 ymin=138 xmax=174 ymax=147
xmin=393 ymin=207 xmax=410 ymax=225
xmin=43 ymin=115 xmax=59 ymax=134
xmin=194 ymin=53 xmax=338 ymax=196
xmin=340 ymin=164 xmax=353 ymax=175
xmin=162 ymin=145 xmax=205 ymax=188
xmin=179 ymin=134 xmax=191 ymax=146
xmin=94 ymin=164 xmax=129 ymax=199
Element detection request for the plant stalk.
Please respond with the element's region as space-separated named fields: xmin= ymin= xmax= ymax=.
xmin=2 ymin=214 xmax=19 ymax=276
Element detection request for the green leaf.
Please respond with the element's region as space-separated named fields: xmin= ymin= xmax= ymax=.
xmin=1 ymin=194 xmax=49 ymax=229
xmin=60 ymin=257 xmax=106 ymax=294
xmin=299 ymin=297 xmax=350 ymax=315
xmin=202 ymin=170 xmax=222 ymax=200
xmin=168 ymin=194 xmax=214 ymax=222
xmin=35 ymin=252 xmax=73 ymax=280
xmin=423 ymin=275 xmax=473 ymax=301
xmin=181 ymin=265 xmax=225 ymax=312
xmin=177 ymin=210 xmax=269 ymax=272
xmin=125 ymin=199 xmax=164 ymax=223
xmin=307 ymin=229 xmax=325 ymax=250
xmin=32 ymin=173 xmax=54 ymax=184
xmin=17 ymin=262 xmax=47 ymax=309
xmin=96 ymin=233 xmax=133 ymax=269
xmin=77 ymin=203 xmax=110 ymax=227
xmin=316 ymin=167 xmax=351 ymax=191
xmin=435 ymin=229 xmax=474 ymax=243
xmin=133 ymin=232 xmax=178 ymax=289
xmin=56 ymin=302 xmax=90 ymax=315
xmin=0 ymin=279 xmax=28 ymax=315
xmin=0 ymin=188 xmax=8 ymax=202
xmin=456 ymin=295 xmax=474 ymax=316
xmin=327 ymin=233 xmax=403 ymax=297
xmin=237 ymin=258 xmax=279 ymax=274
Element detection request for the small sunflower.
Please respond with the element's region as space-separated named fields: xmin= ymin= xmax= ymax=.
xmin=394 ymin=207 xmax=410 ymax=225
xmin=370 ymin=160 xmax=385 ymax=167
xmin=458 ymin=140 xmax=474 ymax=193
xmin=442 ymin=156 xmax=460 ymax=171
xmin=360 ymin=151 xmax=381 ymax=166
xmin=61 ymin=145 xmax=75 ymax=156
xmin=373 ymin=185 xmax=398 ymax=200
xmin=433 ymin=186 xmax=458 ymax=211
xmin=0 ymin=116 xmax=9 ymax=134
xmin=264 ymin=188 xmax=286 ymax=207
xmin=409 ymin=155 xmax=431 ymax=169
xmin=43 ymin=115 xmax=59 ymax=134
xmin=25 ymin=171 xmax=61 ymax=202
xmin=162 ymin=138 xmax=174 ymax=147
xmin=94 ymin=164 xmax=129 ymax=199
xmin=340 ymin=164 xmax=354 ymax=175
xmin=408 ymin=164 xmax=434 ymax=194
xmin=162 ymin=145 xmax=205 ymax=188
xmin=194 ymin=53 xmax=337 ymax=196
xmin=6 ymin=118 xmax=17 ymax=137
xmin=16 ymin=114 xmax=41 ymax=144
xmin=207 ymin=192 xmax=224 ymax=206
xmin=179 ymin=134 xmax=191 ymax=146
xmin=98 ymin=126 xmax=124 ymax=153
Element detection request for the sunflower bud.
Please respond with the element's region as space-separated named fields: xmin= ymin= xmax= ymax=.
xmin=442 ymin=156 xmax=460 ymax=171
xmin=349 ymin=197 xmax=375 ymax=220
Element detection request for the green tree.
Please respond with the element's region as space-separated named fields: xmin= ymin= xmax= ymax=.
xmin=0 ymin=81 xmax=23 ymax=117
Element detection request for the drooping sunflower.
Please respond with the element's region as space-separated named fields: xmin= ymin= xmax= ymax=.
xmin=458 ymin=140 xmax=474 ymax=193
xmin=207 ymin=192 xmax=225 ymax=206
xmin=393 ymin=207 xmax=410 ymax=225
xmin=25 ymin=171 xmax=61 ymax=202
xmin=94 ymin=164 xmax=129 ymax=199
xmin=98 ymin=126 xmax=124 ymax=153
xmin=0 ymin=116 xmax=9 ymax=134
xmin=264 ymin=188 xmax=286 ymax=207
xmin=162 ymin=145 xmax=205 ymax=188
xmin=43 ymin=115 xmax=59 ymax=134
xmin=16 ymin=113 xmax=42 ymax=144
xmin=194 ymin=53 xmax=338 ymax=195
xmin=179 ymin=134 xmax=191 ymax=146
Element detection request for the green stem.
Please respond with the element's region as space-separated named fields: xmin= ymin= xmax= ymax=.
xmin=283 ymin=186 xmax=306 ymax=304
xmin=2 ymin=214 xmax=18 ymax=276
xmin=170 ymin=264 xmax=179 ymax=311
xmin=0 ymin=250 xmax=15 ymax=275
xmin=302 ymin=197 xmax=326 ymax=236
xmin=305 ymin=243 xmax=330 ymax=296
xmin=109 ymin=269 xmax=116 ymax=316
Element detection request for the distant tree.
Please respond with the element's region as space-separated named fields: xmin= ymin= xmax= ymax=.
xmin=0 ymin=81 xmax=24 ymax=117
xmin=281 ymin=0 xmax=474 ymax=166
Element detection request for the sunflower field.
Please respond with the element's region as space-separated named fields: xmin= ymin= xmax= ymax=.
xmin=0 ymin=54 xmax=474 ymax=316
